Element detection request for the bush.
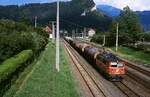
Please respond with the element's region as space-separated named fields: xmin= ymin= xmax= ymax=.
xmin=124 ymin=43 xmax=150 ymax=53
xmin=91 ymin=32 xmax=116 ymax=46
xmin=91 ymin=33 xmax=103 ymax=44
xmin=138 ymin=33 xmax=150 ymax=42
xmin=0 ymin=50 xmax=33 ymax=81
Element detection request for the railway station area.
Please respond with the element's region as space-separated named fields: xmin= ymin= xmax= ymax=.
xmin=0 ymin=0 xmax=150 ymax=97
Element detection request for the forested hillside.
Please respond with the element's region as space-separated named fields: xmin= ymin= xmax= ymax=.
xmin=0 ymin=0 xmax=111 ymax=31
xmin=97 ymin=5 xmax=121 ymax=17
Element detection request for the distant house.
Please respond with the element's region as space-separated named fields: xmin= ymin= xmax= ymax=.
xmin=88 ymin=29 xmax=96 ymax=37
xmin=43 ymin=25 xmax=52 ymax=38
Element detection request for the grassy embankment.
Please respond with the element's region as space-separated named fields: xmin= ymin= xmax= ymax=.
xmin=109 ymin=46 xmax=150 ymax=66
xmin=5 ymin=41 xmax=79 ymax=97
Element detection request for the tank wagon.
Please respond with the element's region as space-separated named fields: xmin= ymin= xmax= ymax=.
xmin=64 ymin=37 xmax=125 ymax=81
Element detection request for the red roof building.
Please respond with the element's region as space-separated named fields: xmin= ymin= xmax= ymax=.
xmin=43 ymin=25 xmax=52 ymax=34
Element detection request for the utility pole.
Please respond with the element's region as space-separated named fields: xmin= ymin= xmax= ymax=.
xmin=83 ymin=27 xmax=86 ymax=38
xmin=82 ymin=29 xmax=84 ymax=38
xmin=35 ymin=16 xmax=37 ymax=28
xmin=75 ymin=28 xmax=78 ymax=38
xmin=116 ymin=23 xmax=119 ymax=52
xmin=56 ymin=1 xmax=60 ymax=72
xmin=103 ymin=35 xmax=106 ymax=46
xmin=72 ymin=30 xmax=73 ymax=38
xmin=72 ymin=30 xmax=75 ymax=38
xmin=52 ymin=21 xmax=55 ymax=43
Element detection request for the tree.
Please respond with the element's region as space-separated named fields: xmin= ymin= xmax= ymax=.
xmin=19 ymin=16 xmax=32 ymax=25
xmin=0 ymin=19 xmax=49 ymax=63
xmin=117 ymin=6 xmax=142 ymax=43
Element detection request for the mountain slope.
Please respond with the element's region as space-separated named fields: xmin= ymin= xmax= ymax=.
xmin=96 ymin=5 xmax=121 ymax=17
xmin=137 ymin=11 xmax=150 ymax=31
xmin=0 ymin=1 xmax=112 ymax=31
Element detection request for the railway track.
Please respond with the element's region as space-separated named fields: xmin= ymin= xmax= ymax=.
xmin=126 ymin=69 xmax=150 ymax=90
xmin=121 ymin=58 xmax=150 ymax=77
xmin=64 ymin=40 xmax=107 ymax=97
xmin=113 ymin=82 xmax=140 ymax=97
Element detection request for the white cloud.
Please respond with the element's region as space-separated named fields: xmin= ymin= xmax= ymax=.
xmin=93 ymin=0 xmax=150 ymax=11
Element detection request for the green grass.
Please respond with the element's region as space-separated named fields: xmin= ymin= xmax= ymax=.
xmin=12 ymin=41 xmax=79 ymax=97
xmin=110 ymin=46 xmax=150 ymax=66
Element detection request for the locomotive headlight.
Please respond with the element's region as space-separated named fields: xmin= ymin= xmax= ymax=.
xmin=116 ymin=69 xmax=119 ymax=72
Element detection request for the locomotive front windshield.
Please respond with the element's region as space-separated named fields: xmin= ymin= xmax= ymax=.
xmin=117 ymin=63 xmax=124 ymax=67
xmin=111 ymin=62 xmax=124 ymax=68
xmin=111 ymin=62 xmax=117 ymax=67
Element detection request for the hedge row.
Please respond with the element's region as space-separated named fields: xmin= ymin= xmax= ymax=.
xmin=0 ymin=50 xmax=33 ymax=96
xmin=0 ymin=50 xmax=33 ymax=82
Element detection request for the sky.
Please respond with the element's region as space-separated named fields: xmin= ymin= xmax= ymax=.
xmin=93 ymin=0 xmax=150 ymax=11
xmin=0 ymin=0 xmax=150 ymax=11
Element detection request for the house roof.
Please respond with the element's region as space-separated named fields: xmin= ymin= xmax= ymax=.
xmin=43 ymin=25 xmax=52 ymax=33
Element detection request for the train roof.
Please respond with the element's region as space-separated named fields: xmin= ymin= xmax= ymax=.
xmin=88 ymin=47 xmax=97 ymax=52
xmin=85 ymin=47 xmax=97 ymax=54
xmin=98 ymin=53 xmax=119 ymax=62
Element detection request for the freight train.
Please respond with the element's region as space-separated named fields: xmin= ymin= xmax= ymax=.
xmin=65 ymin=37 xmax=125 ymax=81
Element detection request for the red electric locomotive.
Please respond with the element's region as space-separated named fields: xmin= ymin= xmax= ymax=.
xmin=95 ymin=52 xmax=125 ymax=81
